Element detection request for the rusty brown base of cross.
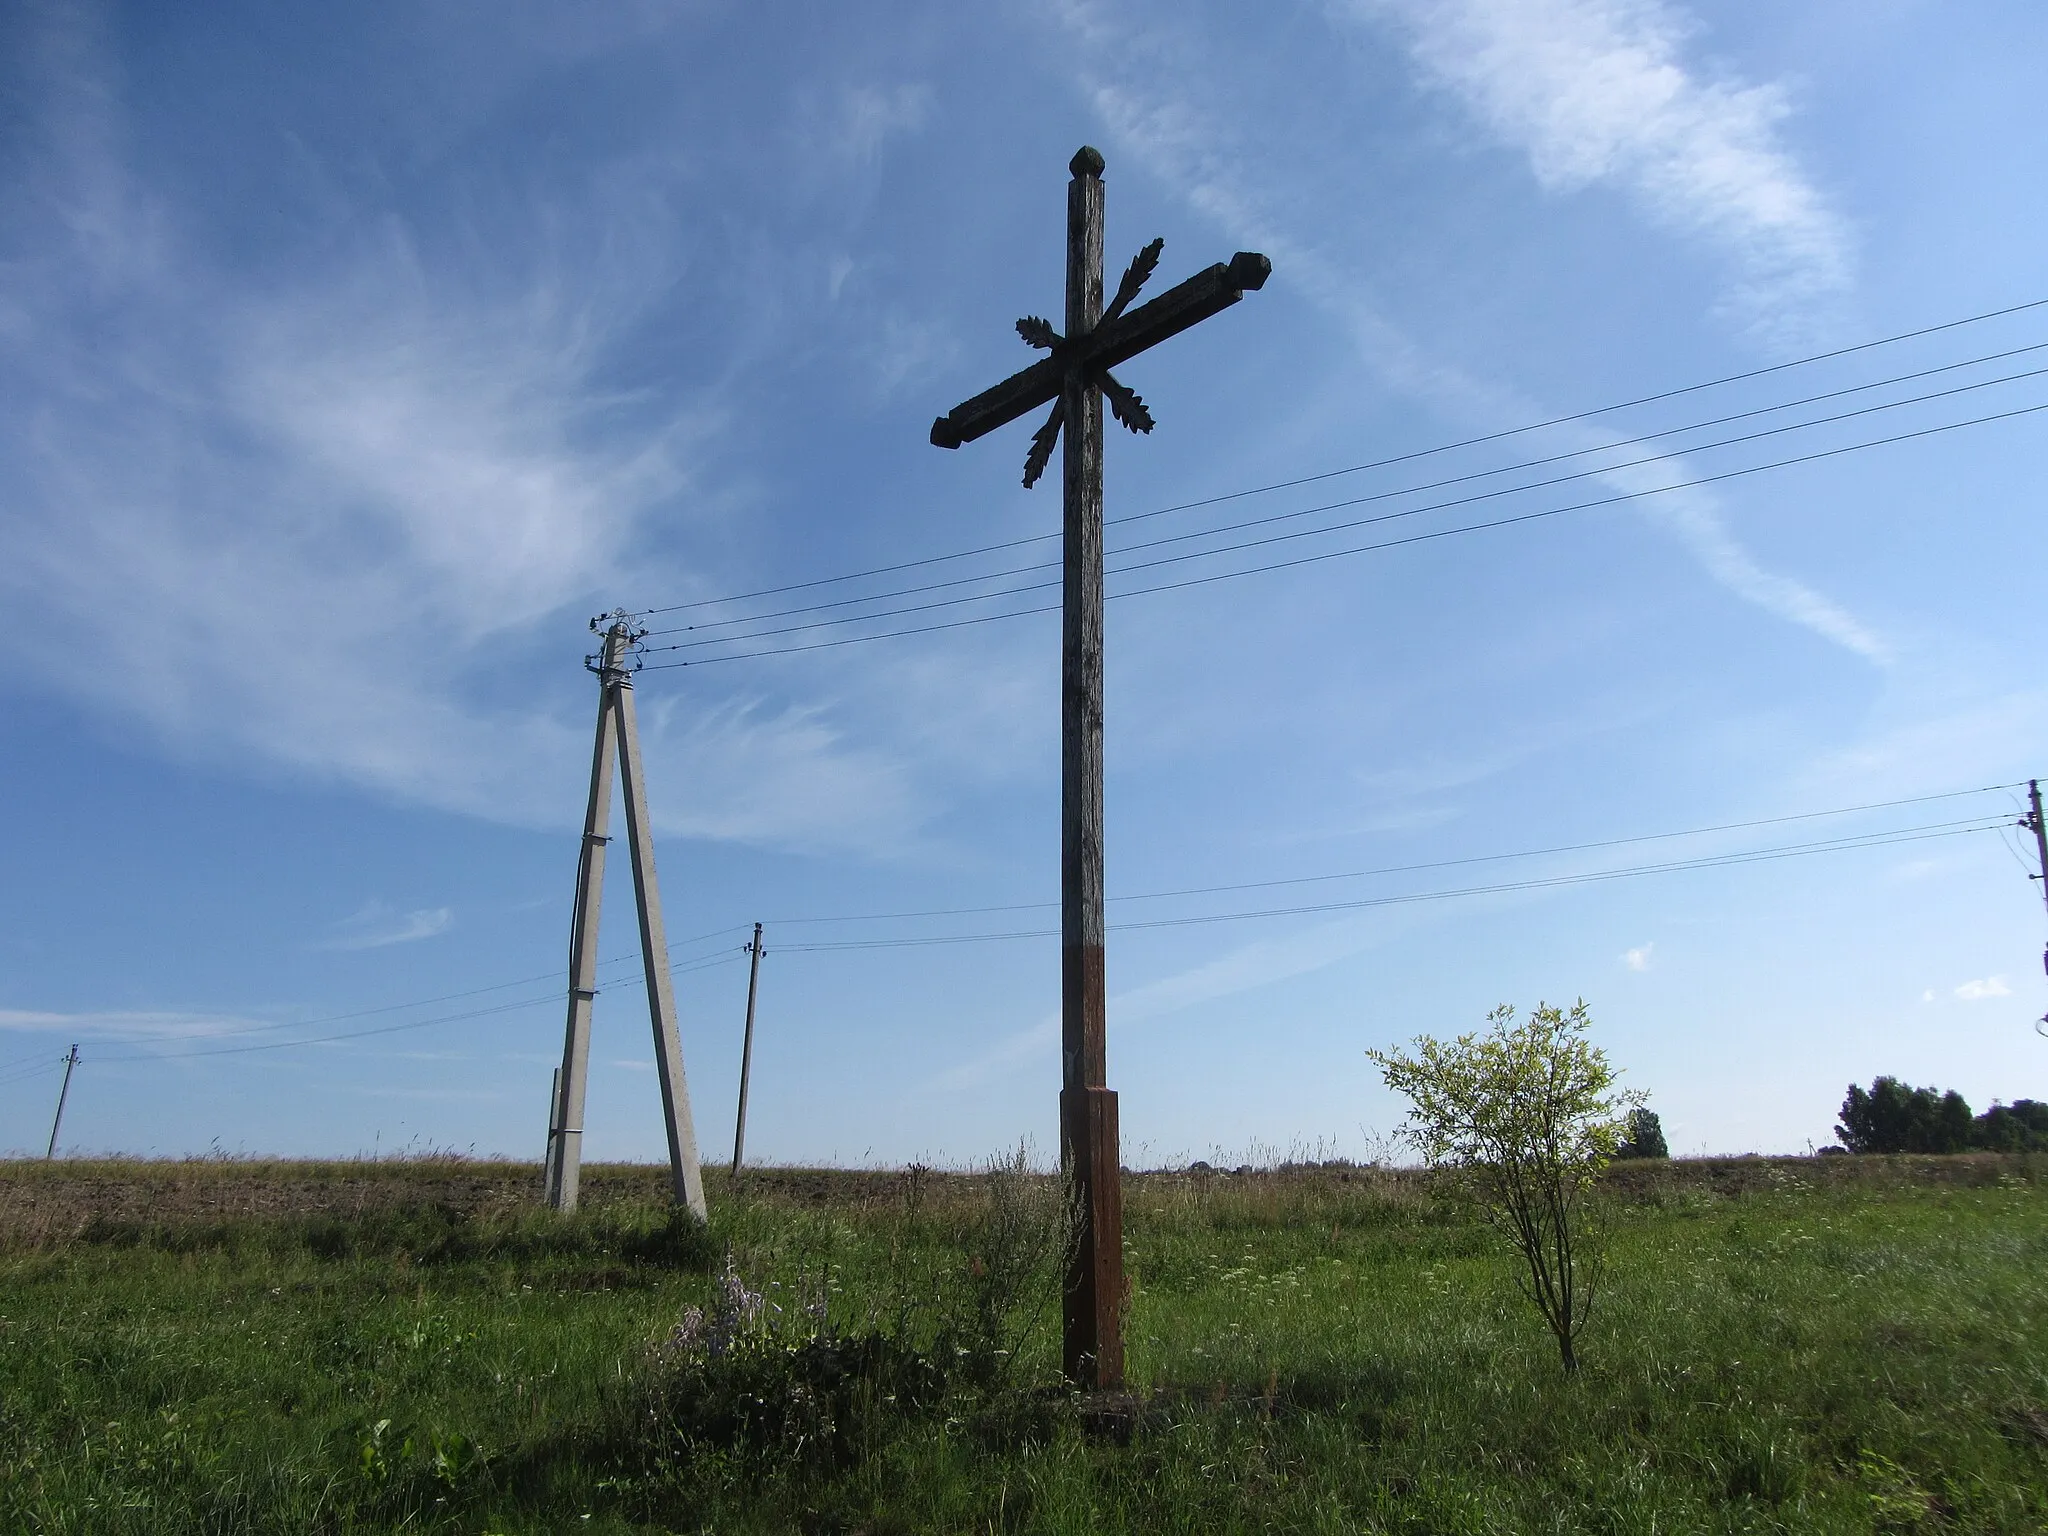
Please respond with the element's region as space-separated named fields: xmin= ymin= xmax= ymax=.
xmin=1060 ymin=1082 xmax=1124 ymax=1388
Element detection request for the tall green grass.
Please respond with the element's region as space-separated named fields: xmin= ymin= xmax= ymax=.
xmin=2 ymin=1156 xmax=2044 ymax=1532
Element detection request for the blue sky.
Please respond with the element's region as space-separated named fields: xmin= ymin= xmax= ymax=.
xmin=4 ymin=0 xmax=2046 ymax=1166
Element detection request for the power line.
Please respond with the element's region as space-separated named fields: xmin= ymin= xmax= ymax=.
xmin=641 ymin=339 xmax=2048 ymax=642
xmin=769 ymin=816 xmax=2008 ymax=952
xmin=1111 ymin=300 xmax=2048 ymax=527
xmin=634 ymin=295 xmax=2048 ymax=619
xmin=1102 ymin=397 xmax=2048 ymax=598
xmin=29 ymin=782 xmax=2032 ymax=1063
xmin=638 ymin=396 xmax=2048 ymax=669
xmin=90 ymin=995 xmax=562 ymax=1064
xmin=0 ymin=1058 xmax=66 ymax=1090
xmin=639 ymin=364 xmax=2048 ymax=657
xmin=760 ymin=782 xmax=2025 ymax=925
xmin=1113 ymin=819 xmax=2004 ymax=933
xmin=92 ymin=950 xmax=750 ymax=1064
xmin=60 ymin=924 xmax=754 ymax=1050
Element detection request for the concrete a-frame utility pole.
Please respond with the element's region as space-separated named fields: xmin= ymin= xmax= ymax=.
xmin=544 ymin=615 xmax=708 ymax=1218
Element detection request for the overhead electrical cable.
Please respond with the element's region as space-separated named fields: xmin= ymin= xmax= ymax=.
xmin=65 ymin=924 xmax=754 ymax=1048
xmin=0 ymin=1059 xmax=66 ymax=1090
xmin=634 ymin=295 xmax=2048 ymax=619
xmin=33 ymin=780 xmax=2028 ymax=1062
xmin=1102 ymin=299 xmax=2048 ymax=525
xmin=761 ymin=782 xmax=2024 ymax=925
xmin=638 ymin=397 xmax=2048 ymax=669
xmin=91 ymin=951 xmax=750 ymax=1064
xmin=91 ymin=995 xmax=559 ymax=1062
xmin=640 ymin=339 xmax=2048 ymax=641
xmin=43 ymin=817 xmax=2011 ymax=1055
xmin=640 ymin=365 xmax=2048 ymax=658
xmin=770 ymin=816 xmax=2009 ymax=952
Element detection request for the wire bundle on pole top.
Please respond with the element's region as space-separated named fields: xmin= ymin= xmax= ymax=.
xmin=585 ymin=609 xmax=649 ymax=675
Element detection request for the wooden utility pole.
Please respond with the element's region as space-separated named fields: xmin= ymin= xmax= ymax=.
xmin=2023 ymin=781 xmax=2048 ymax=1030
xmin=931 ymin=146 xmax=1269 ymax=1388
xmin=45 ymin=1043 xmax=78 ymax=1159
xmin=546 ymin=617 xmax=708 ymax=1219
xmin=731 ymin=923 xmax=764 ymax=1184
xmin=2025 ymin=782 xmax=2048 ymax=927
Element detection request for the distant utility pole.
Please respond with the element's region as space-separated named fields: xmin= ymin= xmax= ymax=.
xmin=731 ymin=923 xmax=765 ymax=1184
xmin=45 ymin=1044 xmax=79 ymax=1159
xmin=2023 ymin=780 xmax=2048 ymax=1032
xmin=544 ymin=615 xmax=708 ymax=1219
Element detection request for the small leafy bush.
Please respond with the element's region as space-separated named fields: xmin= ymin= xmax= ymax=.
xmin=1369 ymin=1000 xmax=1637 ymax=1371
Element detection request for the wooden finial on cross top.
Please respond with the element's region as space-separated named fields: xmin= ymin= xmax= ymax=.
xmin=931 ymin=146 xmax=1270 ymax=1391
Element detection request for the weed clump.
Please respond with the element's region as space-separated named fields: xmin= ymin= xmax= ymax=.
xmin=633 ymin=1257 xmax=948 ymax=1471
xmin=616 ymin=1147 xmax=1074 ymax=1504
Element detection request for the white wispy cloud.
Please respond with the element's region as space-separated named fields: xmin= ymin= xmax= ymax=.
xmin=1583 ymin=450 xmax=1889 ymax=663
xmin=834 ymin=84 xmax=934 ymax=165
xmin=1053 ymin=0 xmax=1884 ymax=666
xmin=1354 ymin=0 xmax=1852 ymax=333
xmin=640 ymin=691 xmax=928 ymax=851
xmin=1113 ymin=919 xmax=1385 ymax=1025
xmin=1954 ymin=976 xmax=2010 ymax=1001
xmin=0 ymin=7 xmax=951 ymax=856
xmin=931 ymin=913 xmax=1387 ymax=1091
xmin=320 ymin=902 xmax=455 ymax=952
xmin=1623 ymin=942 xmax=1654 ymax=971
xmin=0 ymin=19 xmax=674 ymax=816
xmin=0 ymin=1007 xmax=267 ymax=1040
xmin=1786 ymin=690 xmax=2048 ymax=806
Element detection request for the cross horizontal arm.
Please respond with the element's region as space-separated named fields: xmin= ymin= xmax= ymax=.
xmin=1088 ymin=251 xmax=1269 ymax=375
xmin=930 ymin=354 xmax=1062 ymax=450
xmin=930 ymin=251 xmax=1270 ymax=450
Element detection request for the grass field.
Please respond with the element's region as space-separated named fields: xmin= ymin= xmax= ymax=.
xmin=2 ymin=1153 xmax=2045 ymax=1533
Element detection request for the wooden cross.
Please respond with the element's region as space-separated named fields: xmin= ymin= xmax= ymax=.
xmin=932 ymin=145 xmax=1269 ymax=1390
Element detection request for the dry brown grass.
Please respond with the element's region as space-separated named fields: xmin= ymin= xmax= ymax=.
xmin=5 ymin=1149 xmax=2038 ymax=1254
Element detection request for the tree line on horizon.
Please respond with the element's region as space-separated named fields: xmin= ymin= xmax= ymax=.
xmin=1833 ymin=1076 xmax=2048 ymax=1154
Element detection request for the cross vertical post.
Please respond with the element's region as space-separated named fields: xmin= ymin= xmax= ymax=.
xmin=1059 ymin=147 xmax=1120 ymax=1391
xmin=930 ymin=147 xmax=1269 ymax=1390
